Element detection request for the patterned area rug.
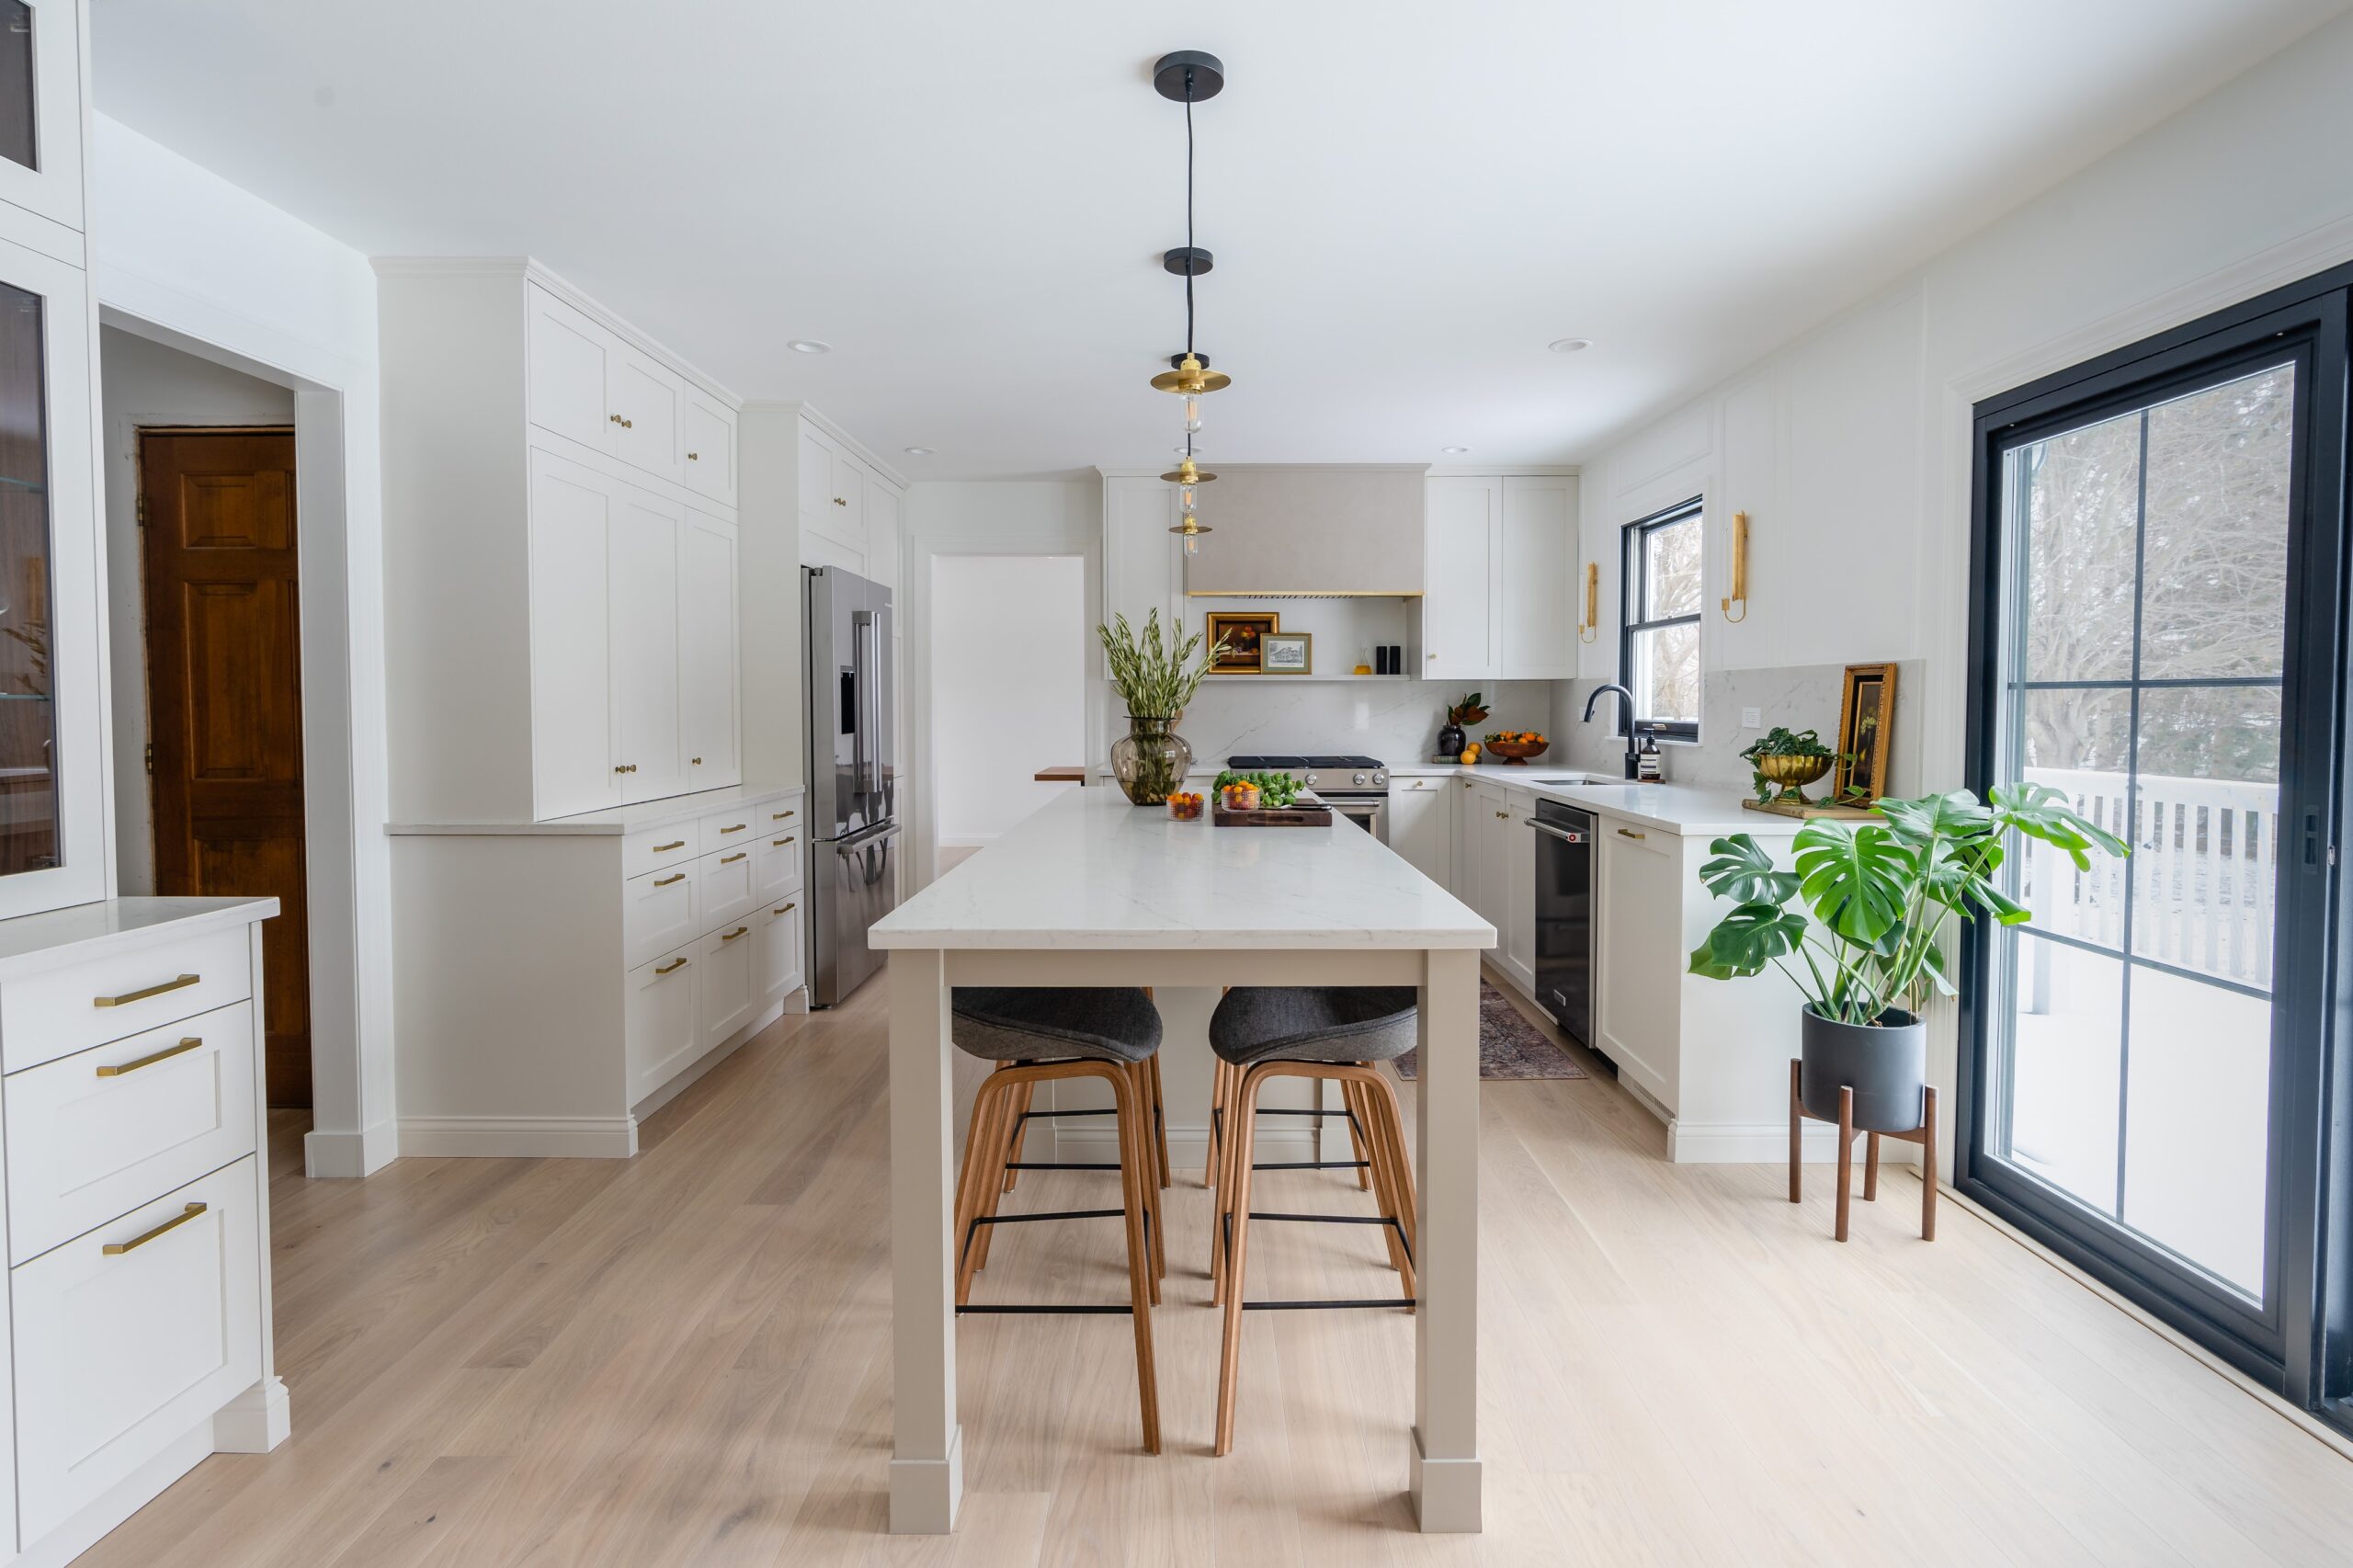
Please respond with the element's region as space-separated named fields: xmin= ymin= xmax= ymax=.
xmin=1394 ymin=979 xmax=1589 ymax=1080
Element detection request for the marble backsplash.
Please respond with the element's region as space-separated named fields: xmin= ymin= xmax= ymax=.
xmin=1169 ymin=679 xmax=1554 ymax=765
xmin=1548 ymin=662 xmax=1925 ymax=796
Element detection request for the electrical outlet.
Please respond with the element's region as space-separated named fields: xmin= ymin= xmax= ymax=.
xmin=1741 ymin=707 xmax=1762 ymax=729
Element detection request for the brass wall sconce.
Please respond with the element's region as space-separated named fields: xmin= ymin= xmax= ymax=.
xmin=1722 ymin=510 xmax=1750 ymax=623
xmin=1578 ymin=561 xmax=1599 ymax=643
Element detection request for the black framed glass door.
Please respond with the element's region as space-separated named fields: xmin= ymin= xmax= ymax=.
xmin=1964 ymin=266 xmax=2351 ymax=1402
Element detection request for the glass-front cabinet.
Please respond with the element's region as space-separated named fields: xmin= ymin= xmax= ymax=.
xmin=0 ymin=0 xmax=85 ymax=233
xmin=0 ymin=228 xmax=100 ymax=915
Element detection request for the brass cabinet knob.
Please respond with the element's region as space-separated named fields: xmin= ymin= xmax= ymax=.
xmin=615 ymin=764 xmax=638 ymax=774
xmin=690 ymin=756 xmax=704 ymax=766
xmin=608 ymin=413 xmax=634 ymax=428
xmin=833 ymin=496 xmax=847 ymax=506
xmin=687 ymin=451 xmax=700 ymax=461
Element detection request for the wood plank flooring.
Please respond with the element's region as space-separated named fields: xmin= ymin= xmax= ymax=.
xmin=71 ymin=971 xmax=2353 ymax=1565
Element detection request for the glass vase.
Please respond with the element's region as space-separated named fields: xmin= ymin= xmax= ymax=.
xmin=1111 ymin=715 xmax=1193 ymax=806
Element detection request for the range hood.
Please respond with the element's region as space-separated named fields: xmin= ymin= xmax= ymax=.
xmin=1181 ymin=465 xmax=1427 ymax=597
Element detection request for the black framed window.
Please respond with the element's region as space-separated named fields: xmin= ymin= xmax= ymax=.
xmin=1961 ymin=259 xmax=2352 ymax=1428
xmin=1619 ymin=499 xmax=1701 ymax=741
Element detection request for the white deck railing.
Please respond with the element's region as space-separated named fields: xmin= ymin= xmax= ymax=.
xmin=2018 ymin=767 xmax=2277 ymax=990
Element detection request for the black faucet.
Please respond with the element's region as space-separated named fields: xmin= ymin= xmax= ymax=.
xmin=1583 ymin=683 xmax=1641 ymax=779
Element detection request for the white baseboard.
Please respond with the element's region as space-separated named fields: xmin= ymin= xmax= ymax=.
xmin=212 ymin=1375 xmax=291 ymax=1452
xmin=1666 ymin=1117 xmax=1913 ymax=1164
xmin=303 ymin=1116 xmax=399 ymax=1177
xmin=783 ymin=984 xmax=812 ymax=1016
xmin=396 ymin=1115 xmax=639 ymax=1159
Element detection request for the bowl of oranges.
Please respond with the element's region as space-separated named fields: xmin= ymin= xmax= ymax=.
xmin=1483 ymin=730 xmax=1550 ymax=764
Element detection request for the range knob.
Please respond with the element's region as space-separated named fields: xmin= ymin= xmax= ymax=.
xmin=1371 ymin=768 xmax=1387 ymax=787
xmin=1302 ymin=771 xmax=1319 ymax=789
xmin=1352 ymin=771 xmax=1369 ymax=787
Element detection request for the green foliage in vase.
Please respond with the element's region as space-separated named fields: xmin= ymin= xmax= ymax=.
xmin=1687 ymin=784 xmax=2127 ymax=1025
xmin=1097 ymin=610 xmax=1227 ymax=719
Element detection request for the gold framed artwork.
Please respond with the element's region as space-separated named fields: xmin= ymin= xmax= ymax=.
xmin=1207 ymin=611 xmax=1278 ymax=673
xmin=1834 ymin=663 xmax=1897 ymax=803
xmin=1261 ymin=631 xmax=1312 ymax=674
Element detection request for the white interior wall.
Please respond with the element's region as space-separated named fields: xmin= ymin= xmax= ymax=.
xmin=98 ymin=327 xmax=297 ymax=896
xmin=1569 ymin=8 xmax=2353 ymax=1170
xmin=929 ymin=554 xmax=1086 ymax=846
xmin=91 ymin=113 xmax=398 ymax=1177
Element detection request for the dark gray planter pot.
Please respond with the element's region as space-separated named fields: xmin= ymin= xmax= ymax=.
xmin=1800 ymin=1006 xmax=1927 ymax=1132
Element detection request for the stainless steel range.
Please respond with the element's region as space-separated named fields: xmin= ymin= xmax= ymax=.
xmin=1224 ymin=754 xmax=1391 ymax=840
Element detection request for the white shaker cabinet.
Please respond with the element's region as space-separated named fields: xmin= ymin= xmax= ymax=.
xmin=1422 ymin=476 xmax=1499 ymax=682
xmin=1500 ymin=474 xmax=1579 ymax=679
xmin=0 ymin=0 xmax=85 ymax=233
xmin=383 ymin=260 xmax=744 ymax=824
xmin=1593 ymin=819 xmax=1685 ymax=1111
xmin=1388 ymin=775 xmax=1454 ymax=889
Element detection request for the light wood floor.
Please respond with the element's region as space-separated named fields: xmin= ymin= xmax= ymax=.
xmin=73 ymin=972 xmax=2353 ymax=1566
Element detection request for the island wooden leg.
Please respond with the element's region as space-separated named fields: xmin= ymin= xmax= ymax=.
xmin=1835 ymin=1086 xmax=1855 ymax=1244
xmin=889 ymin=948 xmax=961 ymax=1533
xmin=1411 ymin=946 xmax=1482 ymax=1532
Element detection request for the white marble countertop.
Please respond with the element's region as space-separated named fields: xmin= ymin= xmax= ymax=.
xmin=387 ymin=781 xmax=804 ymax=837
xmin=1392 ymin=767 xmax=1799 ymax=836
xmin=0 ymin=895 xmax=279 ymax=978
xmin=873 ymin=787 xmax=1494 ymax=951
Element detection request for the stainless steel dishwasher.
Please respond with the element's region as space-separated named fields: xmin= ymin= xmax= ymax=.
xmin=1530 ymin=799 xmax=1594 ymax=1049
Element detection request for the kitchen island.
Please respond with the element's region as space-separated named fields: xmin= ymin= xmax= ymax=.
xmin=870 ymin=786 xmax=1495 ymax=1534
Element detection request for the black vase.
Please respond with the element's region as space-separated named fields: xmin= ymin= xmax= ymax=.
xmin=1800 ymin=1006 xmax=1927 ymax=1131
xmin=1436 ymin=722 xmax=1466 ymax=759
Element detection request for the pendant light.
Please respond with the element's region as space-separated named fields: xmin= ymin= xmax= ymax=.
xmin=1151 ymin=51 xmax=1229 ymax=557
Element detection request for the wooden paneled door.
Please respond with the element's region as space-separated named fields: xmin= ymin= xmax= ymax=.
xmin=139 ymin=428 xmax=309 ymax=1108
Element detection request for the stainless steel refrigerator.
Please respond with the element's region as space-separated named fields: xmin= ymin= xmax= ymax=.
xmin=803 ymin=565 xmax=898 ymax=1006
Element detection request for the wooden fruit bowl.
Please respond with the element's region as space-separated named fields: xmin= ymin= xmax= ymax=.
xmin=1483 ymin=738 xmax=1550 ymax=765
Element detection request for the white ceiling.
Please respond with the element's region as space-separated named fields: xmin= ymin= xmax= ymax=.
xmin=94 ymin=1 xmax=2347 ymax=480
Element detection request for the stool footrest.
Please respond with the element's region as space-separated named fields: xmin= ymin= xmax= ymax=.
xmin=1017 ymin=1107 xmax=1117 ymax=1120
xmin=957 ymin=1304 xmax=1135 ymax=1315
xmin=972 ymin=1208 xmax=1125 ymax=1226
xmin=1242 ymin=1298 xmax=1415 ymax=1312
xmin=1248 ymin=1210 xmax=1399 ymax=1227
xmin=1251 ymin=1159 xmax=1369 ymax=1172
xmin=1003 ymin=1161 xmax=1121 ymax=1171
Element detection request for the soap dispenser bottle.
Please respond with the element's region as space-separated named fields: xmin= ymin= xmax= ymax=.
xmin=1636 ymin=734 xmax=1664 ymax=782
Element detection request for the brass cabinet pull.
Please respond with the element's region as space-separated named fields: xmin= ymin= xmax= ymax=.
xmin=1495 ymin=810 xmax=1509 ymax=820
xmin=104 ymin=1202 xmax=206 ymax=1256
xmin=772 ymin=809 xmax=795 ymax=821
xmin=1616 ymin=826 xmax=1647 ymax=841
xmin=94 ymin=973 xmax=199 ymax=1009
xmin=97 ymin=1037 xmax=203 ymax=1077
xmin=719 ymin=823 xmax=747 ymax=834
xmin=720 ymin=851 xmax=746 ymax=864
xmin=653 ymin=839 xmax=685 ymax=853
xmin=615 ymin=764 xmax=638 ymax=775
xmin=772 ymin=902 xmax=796 ymax=915
xmin=720 ymin=926 xmax=748 ymax=942
xmin=833 ymin=496 xmax=847 ymax=506
xmin=772 ymin=835 xmax=795 ymax=846
xmin=655 ymin=957 xmax=688 ymax=975
xmin=653 ymin=872 xmax=687 ymax=887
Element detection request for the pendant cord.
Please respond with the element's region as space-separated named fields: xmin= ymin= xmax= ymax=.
xmin=1184 ymin=84 xmax=1196 ymax=358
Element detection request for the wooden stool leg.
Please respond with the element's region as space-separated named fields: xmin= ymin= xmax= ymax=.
xmin=1000 ymin=1064 xmax=1032 ymax=1193
xmin=1789 ymin=1059 xmax=1803 ymax=1204
xmin=971 ymin=1081 xmax=1023 ymax=1275
xmin=1352 ymin=1073 xmax=1410 ymax=1280
xmin=1106 ymin=1063 xmax=1161 ymax=1454
xmin=1343 ymin=1080 xmax=1374 ymax=1190
xmin=1130 ymin=1060 xmax=1165 ymax=1294
xmin=1149 ymin=1052 xmax=1171 ymax=1190
xmin=1206 ymin=1057 xmax=1229 ymax=1190
xmin=950 ymin=1072 xmax=1003 ymax=1296
xmin=1835 ymin=1086 xmax=1854 ymax=1244
xmin=1215 ymin=1066 xmax=1267 ymax=1457
xmin=1211 ymin=1058 xmax=1242 ymax=1303
xmin=1365 ymin=1069 xmax=1418 ymax=1301
xmin=1921 ymin=1086 xmax=1938 ymax=1243
xmin=1865 ymin=1131 xmax=1881 ymax=1202
xmin=957 ymin=1077 xmax=1014 ymax=1303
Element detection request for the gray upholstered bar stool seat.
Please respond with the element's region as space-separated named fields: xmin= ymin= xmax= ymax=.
xmin=1205 ymin=986 xmax=1422 ymax=1457
xmin=948 ymin=986 xmax=1166 ymax=1454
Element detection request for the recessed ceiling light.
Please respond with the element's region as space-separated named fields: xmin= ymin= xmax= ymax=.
xmin=789 ymin=339 xmax=832 ymax=354
xmin=903 ymin=446 xmax=935 ymax=456
xmin=1547 ymin=337 xmax=1592 ymax=354
xmin=1440 ymin=446 xmax=1471 ymax=455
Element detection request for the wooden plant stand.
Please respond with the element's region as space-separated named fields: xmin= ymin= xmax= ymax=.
xmin=1789 ymin=1060 xmax=1937 ymax=1243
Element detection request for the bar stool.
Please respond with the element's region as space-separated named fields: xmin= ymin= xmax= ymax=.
xmin=1205 ymin=986 xmax=1420 ymax=1456
xmin=948 ymin=986 xmax=1166 ymax=1453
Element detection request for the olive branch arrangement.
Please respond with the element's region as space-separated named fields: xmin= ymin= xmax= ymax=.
xmin=1097 ymin=609 xmax=1228 ymax=719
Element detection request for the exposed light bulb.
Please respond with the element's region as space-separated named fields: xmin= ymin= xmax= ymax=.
xmin=1185 ymin=395 xmax=1202 ymax=433
xmin=1180 ymin=484 xmax=1197 ymax=509
xmin=1183 ymin=530 xmax=1200 ymax=557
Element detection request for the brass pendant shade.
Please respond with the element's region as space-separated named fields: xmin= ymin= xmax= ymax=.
xmin=1159 ymin=457 xmax=1218 ymax=485
xmin=1150 ymin=353 xmax=1231 ymax=397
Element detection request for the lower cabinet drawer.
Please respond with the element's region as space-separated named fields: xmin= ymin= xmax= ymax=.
xmin=698 ymin=841 xmax=758 ymax=928
xmin=753 ymin=827 xmax=803 ymax=902
xmin=623 ymin=862 xmax=699 ymax=971
xmin=2 ymin=923 xmax=255 ymax=1075
xmin=6 ymin=1002 xmax=259 ymax=1265
xmin=757 ymin=896 xmax=804 ymax=1009
xmin=699 ymin=919 xmax=759 ymax=1051
xmin=14 ymin=1157 xmax=263 ymax=1544
xmin=697 ymin=802 xmax=759 ymax=856
xmin=624 ymin=946 xmax=699 ymax=1106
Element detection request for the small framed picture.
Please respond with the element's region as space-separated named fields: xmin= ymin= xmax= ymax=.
xmin=1834 ymin=662 xmax=1897 ymax=803
xmin=1207 ymin=611 xmax=1278 ymax=673
xmin=1261 ymin=631 xmax=1312 ymax=675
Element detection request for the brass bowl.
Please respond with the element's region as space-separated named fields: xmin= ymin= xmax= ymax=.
xmin=1756 ymin=753 xmax=1833 ymax=798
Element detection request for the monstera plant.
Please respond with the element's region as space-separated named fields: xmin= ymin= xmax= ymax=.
xmin=1688 ymin=783 xmax=2126 ymax=1131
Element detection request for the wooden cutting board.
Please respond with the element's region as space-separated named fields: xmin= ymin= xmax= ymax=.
xmin=1211 ymin=794 xmax=1335 ymax=826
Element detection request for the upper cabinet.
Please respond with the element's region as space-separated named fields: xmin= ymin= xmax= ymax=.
xmin=0 ymin=0 xmax=86 ymax=234
xmin=1422 ymin=472 xmax=1579 ymax=683
xmin=381 ymin=261 xmax=744 ymax=824
xmin=790 ymin=414 xmax=903 ymax=580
